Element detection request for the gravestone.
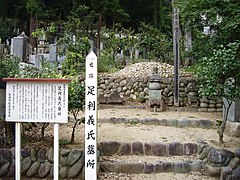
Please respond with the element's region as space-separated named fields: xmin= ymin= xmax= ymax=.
xmin=223 ymin=98 xmax=240 ymax=122
xmin=11 ymin=32 xmax=28 ymax=61
xmin=49 ymin=44 xmax=57 ymax=62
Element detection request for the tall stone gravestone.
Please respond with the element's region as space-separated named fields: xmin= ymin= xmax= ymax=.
xmin=12 ymin=32 xmax=28 ymax=61
xmin=49 ymin=43 xmax=57 ymax=63
xmin=223 ymin=98 xmax=240 ymax=122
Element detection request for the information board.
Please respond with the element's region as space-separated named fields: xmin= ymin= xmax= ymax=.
xmin=5 ymin=78 xmax=69 ymax=123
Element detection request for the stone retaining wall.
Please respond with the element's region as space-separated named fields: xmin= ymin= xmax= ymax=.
xmin=98 ymin=76 xmax=223 ymax=112
xmin=0 ymin=147 xmax=99 ymax=179
xmin=0 ymin=142 xmax=240 ymax=179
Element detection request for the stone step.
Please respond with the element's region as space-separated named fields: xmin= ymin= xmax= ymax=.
xmin=100 ymin=155 xmax=203 ymax=174
xmin=98 ymin=141 xmax=198 ymax=157
xmin=98 ymin=117 xmax=217 ymax=129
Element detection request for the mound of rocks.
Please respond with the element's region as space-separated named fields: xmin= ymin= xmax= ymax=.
xmin=110 ymin=62 xmax=192 ymax=78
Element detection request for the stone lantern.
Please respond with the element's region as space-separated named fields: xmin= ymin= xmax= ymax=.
xmin=148 ymin=67 xmax=162 ymax=111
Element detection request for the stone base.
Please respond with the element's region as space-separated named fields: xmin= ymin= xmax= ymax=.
xmin=225 ymin=121 xmax=240 ymax=137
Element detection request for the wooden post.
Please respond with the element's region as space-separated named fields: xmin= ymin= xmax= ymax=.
xmin=172 ymin=0 xmax=180 ymax=107
xmin=85 ymin=51 xmax=98 ymax=180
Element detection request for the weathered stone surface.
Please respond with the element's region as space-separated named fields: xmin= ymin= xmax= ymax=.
xmin=229 ymin=157 xmax=240 ymax=169
xmin=99 ymin=141 xmax=120 ymax=156
xmin=197 ymin=140 xmax=208 ymax=154
xmin=199 ymin=146 xmax=214 ymax=160
xmin=118 ymin=143 xmax=131 ymax=155
xmin=37 ymin=148 xmax=46 ymax=163
xmin=5 ymin=160 xmax=14 ymax=177
xmin=169 ymin=142 xmax=184 ymax=156
xmin=205 ymin=164 xmax=221 ymax=177
xmin=0 ymin=148 xmax=11 ymax=162
xmin=30 ymin=147 xmax=37 ymax=162
xmin=232 ymin=165 xmax=240 ymax=177
xmin=60 ymin=166 xmax=68 ymax=179
xmin=158 ymin=119 xmax=168 ymax=126
xmin=46 ymin=148 xmax=53 ymax=163
xmin=200 ymin=102 xmax=208 ymax=108
xmin=98 ymin=94 xmax=107 ymax=104
xmin=60 ymin=155 xmax=67 ymax=166
xmin=220 ymin=166 xmax=232 ymax=180
xmin=208 ymin=149 xmax=233 ymax=167
xmin=38 ymin=161 xmax=51 ymax=178
xmin=68 ymin=154 xmax=84 ymax=178
xmin=225 ymin=121 xmax=240 ymax=137
xmin=21 ymin=147 xmax=30 ymax=157
xmin=121 ymin=162 xmax=144 ymax=174
xmin=0 ymin=162 xmax=10 ymax=177
xmin=101 ymin=162 xmax=120 ymax=172
xmin=144 ymin=143 xmax=152 ymax=156
xmin=27 ymin=161 xmax=40 ymax=177
xmin=189 ymin=161 xmax=202 ymax=172
xmin=172 ymin=162 xmax=190 ymax=173
xmin=178 ymin=119 xmax=190 ymax=127
xmin=184 ymin=143 xmax=198 ymax=155
xmin=67 ymin=149 xmax=82 ymax=166
xmin=108 ymin=91 xmax=123 ymax=104
xmin=152 ymin=143 xmax=167 ymax=156
xmin=0 ymin=154 xmax=8 ymax=166
xmin=132 ymin=141 xmax=144 ymax=155
xmin=161 ymin=161 xmax=172 ymax=172
xmin=60 ymin=148 xmax=71 ymax=156
xmin=153 ymin=163 xmax=163 ymax=173
xmin=168 ymin=119 xmax=178 ymax=127
xmin=235 ymin=148 xmax=240 ymax=158
xmin=21 ymin=157 xmax=32 ymax=175
xmin=198 ymin=120 xmax=214 ymax=128
xmin=143 ymin=163 xmax=154 ymax=173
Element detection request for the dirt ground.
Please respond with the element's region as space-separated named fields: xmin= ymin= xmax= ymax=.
xmin=55 ymin=108 xmax=238 ymax=151
xmin=25 ymin=107 xmax=239 ymax=180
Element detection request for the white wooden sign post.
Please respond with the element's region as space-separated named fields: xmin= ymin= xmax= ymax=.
xmin=4 ymin=78 xmax=70 ymax=180
xmin=85 ymin=51 xmax=98 ymax=180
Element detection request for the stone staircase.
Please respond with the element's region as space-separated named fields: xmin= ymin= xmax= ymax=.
xmin=97 ymin=117 xmax=240 ymax=180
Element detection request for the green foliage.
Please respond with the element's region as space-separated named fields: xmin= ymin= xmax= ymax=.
xmin=178 ymin=0 xmax=240 ymax=61
xmin=61 ymin=52 xmax=85 ymax=76
xmin=195 ymin=41 xmax=240 ymax=100
xmin=138 ymin=22 xmax=173 ymax=63
xmin=0 ymin=18 xmax=16 ymax=40
xmin=25 ymin=0 xmax=46 ymax=17
xmin=68 ymin=78 xmax=85 ymax=114
xmin=58 ymin=5 xmax=93 ymax=76
xmin=17 ymin=59 xmax=61 ymax=78
xmin=101 ymin=23 xmax=137 ymax=68
xmin=0 ymin=55 xmax=20 ymax=78
xmin=98 ymin=49 xmax=120 ymax=73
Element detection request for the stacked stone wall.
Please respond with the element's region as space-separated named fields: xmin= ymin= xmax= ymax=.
xmin=98 ymin=76 xmax=223 ymax=112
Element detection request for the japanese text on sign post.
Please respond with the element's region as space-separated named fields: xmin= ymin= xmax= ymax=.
xmin=85 ymin=51 xmax=98 ymax=180
xmin=5 ymin=81 xmax=68 ymax=123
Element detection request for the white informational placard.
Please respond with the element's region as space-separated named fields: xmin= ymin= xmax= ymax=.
xmin=3 ymin=78 xmax=70 ymax=180
xmin=85 ymin=51 xmax=98 ymax=180
xmin=5 ymin=80 xmax=68 ymax=123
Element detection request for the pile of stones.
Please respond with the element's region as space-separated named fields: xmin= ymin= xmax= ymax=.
xmin=111 ymin=62 xmax=191 ymax=78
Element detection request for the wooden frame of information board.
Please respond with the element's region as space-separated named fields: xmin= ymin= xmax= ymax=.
xmin=3 ymin=78 xmax=70 ymax=180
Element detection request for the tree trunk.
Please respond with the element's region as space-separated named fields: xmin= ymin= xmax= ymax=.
xmin=219 ymin=100 xmax=232 ymax=143
xmin=97 ymin=11 xmax=103 ymax=57
xmin=184 ymin=22 xmax=192 ymax=66
xmin=172 ymin=0 xmax=180 ymax=107
xmin=29 ymin=13 xmax=36 ymax=52
xmin=71 ymin=113 xmax=78 ymax=143
xmin=41 ymin=123 xmax=49 ymax=141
